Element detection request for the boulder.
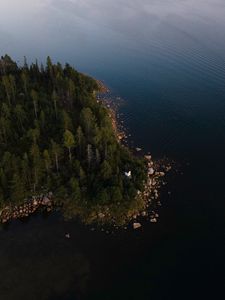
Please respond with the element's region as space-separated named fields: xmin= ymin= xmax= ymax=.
xmin=150 ymin=218 xmax=157 ymax=223
xmin=148 ymin=168 xmax=154 ymax=175
xmin=133 ymin=222 xmax=142 ymax=229
xmin=145 ymin=155 xmax=152 ymax=161
xmin=42 ymin=197 xmax=51 ymax=205
xmin=65 ymin=233 xmax=70 ymax=239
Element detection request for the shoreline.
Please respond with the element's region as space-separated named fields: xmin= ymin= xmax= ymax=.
xmin=0 ymin=80 xmax=172 ymax=228
xmin=96 ymin=80 xmax=126 ymax=142
xmin=0 ymin=193 xmax=54 ymax=224
xmin=94 ymin=80 xmax=172 ymax=228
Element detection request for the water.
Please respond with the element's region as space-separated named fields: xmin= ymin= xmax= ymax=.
xmin=0 ymin=1 xmax=225 ymax=299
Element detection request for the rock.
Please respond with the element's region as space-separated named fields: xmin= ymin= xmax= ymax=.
xmin=152 ymin=180 xmax=156 ymax=186
xmin=133 ymin=222 xmax=142 ymax=229
xmin=150 ymin=218 xmax=157 ymax=223
xmin=141 ymin=211 xmax=147 ymax=217
xmin=145 ymin=155 xmax=152 ymax=161
xmin=42 ymin=197 xmax=51 ymax=205
xmin=65 ymin=233 xmax=70 ymax=239
xmin=48 ymin=191 xmax=53 ymax=197
xmin=159 ymin=172 xmax=165 ymax=176
xmin=147 ymin=178 xmax=152 ymax=186
xmin=148 ymin=168 xmax=154 ymax=175
xmin=136 ymin=147 xmax=142 ymax=152
xmin=98 ymin=212 xmax=105 ymax=218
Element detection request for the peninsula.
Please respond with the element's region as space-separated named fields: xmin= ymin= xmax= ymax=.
xmin=0 ymin=55 xmax=166 ymax=226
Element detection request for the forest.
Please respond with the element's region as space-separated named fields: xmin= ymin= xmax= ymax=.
xmin=0 ymin=55 xmax=147 ymax=224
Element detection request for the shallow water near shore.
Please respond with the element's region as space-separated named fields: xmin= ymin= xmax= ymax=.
xmin=0 ymin=0 xmax=225 ymax=299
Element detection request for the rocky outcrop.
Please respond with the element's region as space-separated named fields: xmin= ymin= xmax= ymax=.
xmin=0 ymin=192 xmax=54 ymax=224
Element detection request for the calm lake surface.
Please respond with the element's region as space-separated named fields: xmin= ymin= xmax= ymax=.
xmin=0 ymin=1 xmax=225 ymax=299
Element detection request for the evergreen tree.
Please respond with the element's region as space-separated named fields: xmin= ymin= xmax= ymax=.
xmin=64 ymin=130 xmax=75 ymax=162
xmin=30 ymin=89 xmax=39 ymax=119
xmin=43 ymin=149 xmax=52 ymax=173
xmin=51 ymin=140 xmax=61 ymax=173
xmin=10 ymin=170 xmax=27 ymax=203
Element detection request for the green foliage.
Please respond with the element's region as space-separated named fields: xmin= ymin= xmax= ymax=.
xmin=0 ymin=55 xmax=146 ymax=223
xmin=64 ymin=129 xmax=75 ymax=162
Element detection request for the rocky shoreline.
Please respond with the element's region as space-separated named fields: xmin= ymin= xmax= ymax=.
xmin=94 ymin=80 xmax=172 ymax=229
xmin=96 ymin=81 xmax=126 ymax=142
xmin=0 ymin=81 xmax=172 ymax=227
xmin=0 ymin=193 xmax=54 ymax=224
xmin=86 ymin=155 xmax=172 ymax=232
xmin=131 ymin=155 xmax=171 ymax=229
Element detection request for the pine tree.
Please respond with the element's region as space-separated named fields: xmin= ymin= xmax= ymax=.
xmin=76 ymin=126 xmax=85 ymax=156
xmin=10 ymin=170 xmax=27 ymax=203
xmin=62 ymin=110 xmax=73 ymax=130
xmin=64 ymin=130 xmax=75 ymax=162
xmin=51 ymin=140 xmax=61 ymax=173
xmin=43 ymin=149 xmax=52 ymax=173
xmin=21 ymin=153 xmax=31 ymax=188
xmin=30 ymin=89 xmax=38 ymax=119
xmin=70 ymin=177 xmax=81 ymax=202
xmin=100 ymin=160 xmax=112 ymax=181
xmin=52 ymin=90 xmax=58 ymax=118
xmin=21 ymin=71 xmax=28 ymax=97
xmin=2 ymin=75 xmax=11 ymax=105
xmin=87 ymin=144 xmax=93 ymax=169
xmin=30 ymin=143 xmax=42 ymax=192
xmin=80 ymin=107 xmax=95 ymax=140
xmin=14 ymin=104 xmax=26 ymax=130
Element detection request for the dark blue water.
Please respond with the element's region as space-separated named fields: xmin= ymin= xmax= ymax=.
xmin=0 ymin=1 xmax=225 ymax=299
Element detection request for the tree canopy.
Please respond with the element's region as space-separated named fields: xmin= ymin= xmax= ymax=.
xmin=0 ymin=55 xmax=146 ymax=224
